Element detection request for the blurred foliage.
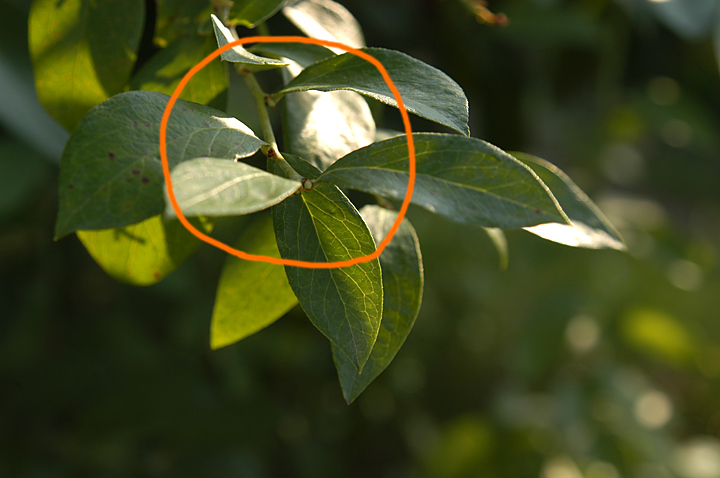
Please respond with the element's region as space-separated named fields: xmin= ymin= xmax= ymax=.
xmin=2 ymin=0 xmax=720 ymax=476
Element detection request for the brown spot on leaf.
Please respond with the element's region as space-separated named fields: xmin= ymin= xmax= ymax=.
xmin=108 ymin=152 xmax=115 ymax=160
xmin=68 ymin=184 xmax=74 ymax=189
xmin=141 ymin=177 xmax=150 ymax=184
xmin=132 ymin=170 xmax=140 ymax=175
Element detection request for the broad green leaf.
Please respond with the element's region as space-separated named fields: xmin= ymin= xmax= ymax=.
xmin=154 ymin=0 xmax=211 ymax=47
xmin=211 ymin=214 xmax=298 ymax=349
xmin=274 ymin=48 xmax=470 ymax=135
xmin=77 ymin=215 xmax=212 ymax=286
xmin=318 ymin=133 xmax=567 ymax=229
xmin=251 ymin=42 xmax=335 ymax=68
xmin=210 ymin=14 xmax=288 ymax=68
xmin=55 ymin=90 xmax=265 ymax=239
xmin=29 ymin=0 xmax=144 ymax=131
xmin=283 ymin=0 xmax=365 ymax=48
xmin=130 ymin=34 xmax=228 ymax=106
xmin=332 ymin=205 xmax=423 ymax=404
xmin=281 ymin=59 xmax=375 ymax=171
xmin=166 ymin=158 xmax=300 ymax=218
xmin=228 ymin=0 xmax=287 ymax=27
xmin=272 ymin=154 xmax=383 ymax=372
xmin=512 ymin=152 xmax=626 ymax=250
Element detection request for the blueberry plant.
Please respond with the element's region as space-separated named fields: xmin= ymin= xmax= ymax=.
xmin=30 ymin=0 xmax=624 ymax=403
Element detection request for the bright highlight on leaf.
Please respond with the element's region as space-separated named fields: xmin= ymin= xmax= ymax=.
xmin=283 ymin=0 xmax=366 ymax=49
xmin=210 ymin=14 xmax=288 ymax=68
xmin=513 ymin=152 xmax=626 ymax=250
xmin=166 ymin=158 xmax=301 ymax=218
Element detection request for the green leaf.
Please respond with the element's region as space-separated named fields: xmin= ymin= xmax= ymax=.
xmin=154 ymin=0 xmax=211 ymax=47
xmin=512 ymin=152 xmax=626 ymax=250
xmin=130 ymin=34 xmax=228 ymax=106
xmin=282 ymin=0 xmax=365 ymax=48
xmin=318 ymin=133 xmax=567 ymax=229
xmin=251 ymin=42 xmax=335 ymax=68
xmin=283 ymin=89 xmax=376 ymax=171
xmin=281 ymin=56 xmax=375 ymax=171
xmin=211 ymin=213 xmax=298 ymax=349
xmin=77 ymin=215 xmax=212 ymax=286
xmin=228 ymin=0 xmax=287 ymax=27
xmin=332 ymin=205 xmax=423 ymax=404
xmin=210 ymin=14 xmax=288 ymax=68
xmin=55 ymin=91 xmax=265 ymax=239
xmin=272 ymin=154 xmax=383 ymax=371
xmin=274 ymin=48 xmax=470 ymax=135
xmin=166 ymin=158 xmax=300 ymax=218
xmin=29 ymin=0 xmax=144 ymax=131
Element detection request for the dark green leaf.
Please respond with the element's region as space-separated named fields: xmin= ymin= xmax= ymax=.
xmin=318 ymin=133 xmax=567 ymax=229
xmin=210 ymin=14 xmax=288 ymax=68
xmin=283 ymin=0 xmax=365 ymax=48
xmin=29 ymin=0 xmax=144 ymax=131
xmin=252 ymin=42 xmax=335 ymax=68
xmin=154 ymin=0 xmax=211 ymax=47
xmin=211 ymin=214 xmax=298 ymax=349
xmin=130 ymin=34 xmax=228 ymax=106
xmin=275 ymin=48 xmax=469 ymax=135
xmin=332 ymin=205 xmax=423 ymax=403
xmin=55 ymin=91 xmax=265 ymax=239
xmin=77 ymin=215 xmax=212 ymax=286
xmin=166 ymin=158 xmax=300 ymax=218
xmin=512 ymin=152 xmax=626 ymax=250
xmin=272 ymin=154 xmax=383 ymax=371
xmin=228 ymin=0 xmax=287 ymax=27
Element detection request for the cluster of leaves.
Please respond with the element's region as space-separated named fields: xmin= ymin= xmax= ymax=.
xmin=30 ymin=0 xmax=624 ymax=402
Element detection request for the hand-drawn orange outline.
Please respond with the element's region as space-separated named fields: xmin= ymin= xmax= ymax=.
xmin=160 ymin=36 xmax=415 ymax=269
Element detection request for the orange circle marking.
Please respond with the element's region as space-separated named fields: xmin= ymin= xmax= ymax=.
xmin=160 ymin=36 xmax=415 ymax=269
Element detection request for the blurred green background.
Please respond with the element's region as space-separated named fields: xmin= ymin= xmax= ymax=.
xmin=3 ymin=0 xmax=720 ymax=476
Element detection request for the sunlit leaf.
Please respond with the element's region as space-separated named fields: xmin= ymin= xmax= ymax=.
xmin=228 ymin=0 xmax=287 ymax=27
xmin=513 ymin=152 xmax=626 ymax=250
xmin=283 ymin=0 xmax=365 ymax=48
xmin=333 ymin=205 xmax=423 ymax=403
xmin=29 ymin=0 xmax=144 ymax=131
xmin=55 ymin=91 xmax=265 ymax=238
xmin=318 ymin=133 xmax=566 ymax=228
xmin=275 ymin=48 xmax=470 ymax=135
xmin=131 ymin=34 xmax=228 ymax=105
xmin=211 ymin=214 xmax=298 ymax=349
xmin=282 ymin=58 xmax=375 ymax=171
xmin=166 ymin=158 xmax=300 ymax=218
xmin=210 ymin=14 xmax=288 ymax=68
xmin=271 ymin=154 xmax=383 ymax=372
xmin=77 ymin=215 xmax=212 ymax=286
